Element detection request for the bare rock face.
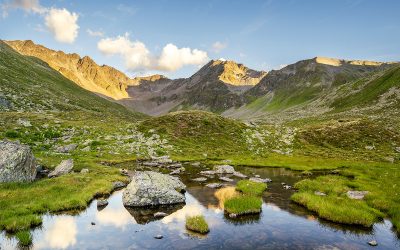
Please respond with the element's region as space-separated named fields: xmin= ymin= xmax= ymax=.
xmin=0 ymin=140 xmax=37 ymax=182
xmin=123 ymin=171 xmax=186 ymax=207
xmin=48 ymin=159 xmax=74 ymax=178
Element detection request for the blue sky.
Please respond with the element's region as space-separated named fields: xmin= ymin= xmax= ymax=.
xmin=1 ymin=0 xmax=399 ymax=78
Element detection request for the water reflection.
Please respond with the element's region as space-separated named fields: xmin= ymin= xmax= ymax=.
xmin=1 ymin=166 xmax=399 ymax=249
xmin=36 ymin=217 xmax=77 ymax=249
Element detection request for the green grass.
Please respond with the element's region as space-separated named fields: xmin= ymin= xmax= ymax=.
xmin=236 ymin=180 xmax=267 ymax=196
xmin=0 ymin=162 xmax=126 ymax=232
xmin=185 ymin=215 xmax=209 ymax=234
xmin=224 ymin=195 xmax=262 ymax=215
xmin=291 ymin=175 xmax=385 ymax=227
xmin=15 ymin=230 xmax=32 ymax=246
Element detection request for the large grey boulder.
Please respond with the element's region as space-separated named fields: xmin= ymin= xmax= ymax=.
xmin=123 ymin=171 xmax=186 ymax=207
xmin=48 ymin=159 xmax=74 ymax=178
xmin=214 ymin=165 xmax=235 ymax=174
xmin=0 ymin=140 xmax=37 ymax=182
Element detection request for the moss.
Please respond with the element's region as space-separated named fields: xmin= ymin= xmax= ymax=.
xmin=236 ymin=180 xmax=267 ymax=196
xmin=224 ymin=195 xmax=262 ymax=216
xmin=185 ymin=215 xmax=209 ymax=234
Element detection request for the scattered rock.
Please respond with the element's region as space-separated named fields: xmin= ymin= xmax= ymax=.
xmin=192 ymin=177 xmax=207 ymax=182
xmin=347 ymin=191 xmax=369 ymax=200
xmin=48 ymin=159 xmax=74 ymax=178
xmin=97 ymin=199 xmax=108 ymax=207
xmin=395 ymin=147 xmax=400 ymax=153
xmin=219 ymin=176 xmax=234 ymax=182
xmin=368 ymin=240 xmax=378 ymax=246
xmin=229 ymin=213 xmax=237 ymax=218
xmin=91 ymin=222 xmax=96 ymax=225
xmin=0 ymin=140 xmax=37 ymax=183
xmin=170 ymin=169 xmax=181 ymax=175
xmin=365 ymin=145 xmax=375 ymax=150
xmin=383 ymin=157 xmax=394 ymax=163
xmin=112 ymin=181 xmax=127 ymax=190
xmin=151 ymin=155 xmax=172 ymax=164
xmin=191 ymin=162 xmax=201 ymax=167
xmin=314 ymin=191 xmax=326 ymax=196
xmin=214 ymin=165 xmax=235 ymax=174
xmin=167 ymin=163 xmax=182 ymax=168
xmin=120 ymin=168 xmax=129 ymax=176
xmin=123 ymin=171 xmax=186 ymax=207
xmin=81 ymin=146 xmax=90 ymax=152
xmin=249 ymin=177 xmax=272 ymax=183
xmin=142 ymin=162 xmax=159 ymax=167
xmin=206 ymin=183 xmax=223 ymax=189
xmin=17 ymin=118 xmax=31 ymax=127
xmin=200 ymin=170 xmax=216 ymax=176
xmin=80 ymin=168 xmax=89 ymax=174
xmin=254 ymin=175 xmax=260 ymax=178
xmin=283 ymin=185 xmax=292 ymax=190
xmin=232 ymin=171 xmax=247 ymax=178
xmin=154 ymin=212 xmax=168 ymax=218
xmin=154 ymin=235 xmax=163 ymax=239
xmin=55 ymin=144 xmax=77 ymax=153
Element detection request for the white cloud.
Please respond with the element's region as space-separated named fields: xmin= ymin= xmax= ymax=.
xmin=37 ymin=217 xmax=77 ymax=249
xmin=97 ymin=33 xmax=209 ymax=72
xmin=212 ymin=41 xmax=227 ymax=53
xmin=45 ymin=8 xmax=79 ymax=44
xmin=1 ymin=0 xmax=46 ymax=17
xmin=157 ymin=43 xmax=209 ymax=71
xmin=87 ymin=28 xmax=104 ymax=37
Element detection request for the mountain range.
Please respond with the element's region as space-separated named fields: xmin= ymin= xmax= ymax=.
xmin=3 ymin=40 xmax=399 ymax=121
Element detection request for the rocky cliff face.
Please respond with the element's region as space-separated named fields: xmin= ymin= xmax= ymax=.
xmin=5 ymin=40 xmax=136 ymax=99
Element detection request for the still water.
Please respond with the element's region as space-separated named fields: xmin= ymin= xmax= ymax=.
xmin=1 ymin=166 xmax=399 ymax=249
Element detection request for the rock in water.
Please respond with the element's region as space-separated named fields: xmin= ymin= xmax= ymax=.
xmin=0 ymin=140 xmax=37 ymax=182
xmin=48 ymin=159 xmax=74 ymax=178
xmin=123 ymin=171 xmax=186 ymax=207
xmin=214 ymin=165 xmax=235 ymax=174
xmin=368 ymin=240 xmax=378 ymax=246
xmin=112 ymin=181 xmax=127 ymax=190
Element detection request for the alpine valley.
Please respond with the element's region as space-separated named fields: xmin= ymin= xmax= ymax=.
xmin=1 ymin=38 xmax=400 ymax=249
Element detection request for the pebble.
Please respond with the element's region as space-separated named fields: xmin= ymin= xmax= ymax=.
xmin=91 ymin=222 xmax=96 ymax=225
xmin=219 ymin=177 xmax=234 ymax=182
xmin=97 ymin=199 xmax=108 ymax=207
xmin=368 ymin=240 xmax=378 ymax=246
xmin=283 ymin=185 xmax=292 ymax=190
xmin=154 ymin=235 xmax=163 ymax=239
xmin=192 ymin=177 xmax=207 ymax=182
xmin=206 ymin=183 xmax=223 ymax=188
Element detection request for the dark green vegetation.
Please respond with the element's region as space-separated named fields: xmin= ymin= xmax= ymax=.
xmin=236 ymin=180 xmax=267 ymax=196
xmin=15 ymin=230 xmax=32 ymax=246
xmin=224 ymin=195 xmax=262 ymax=215
xmin=185 ymin=215 xmax=210 ymax=234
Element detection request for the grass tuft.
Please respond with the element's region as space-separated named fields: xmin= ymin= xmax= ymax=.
xmin=185 ymin=215 xmax=209 ymax=234
xmin=224 ymin=195 xmax=262 ymax=215
xmin=15 ymin=230 xmax=32 ymax=246
xmin=236 ymin=180 xmax=267 ymax=196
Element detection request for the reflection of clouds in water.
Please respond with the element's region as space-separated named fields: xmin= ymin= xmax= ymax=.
xmin=37 ymin=217 xmax=77 ymax=249
xmin=161 ymin=204 xmax=205 ymax=224
xmin=266 ymin=203 xmax=282 ymax=212
xmin=96 ymin=207 xmax=136 ymax=228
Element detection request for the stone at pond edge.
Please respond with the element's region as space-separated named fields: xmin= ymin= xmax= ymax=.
xmin=112 ymin=181 xmax=127 ymax=190
xmin=368 ymin=240 xmax=378 ymax=246
xmin=192 ymin=177 xmax=207 ymax=182
xmin=219 ymin=177 xmax=234 ymax=182
xmin=249 ymin=177 xmax=272 ymax=183
xmin=232 ymin=171 xmax=247 ymax=178
xmin=347 ymin=191 xmax=369 ymax=200
xmin=123 ymin=171 xmax=186 ymax=207
xmin=97 ymin=199 xmax=108 ymax=207
xmin=206 ymin=183 xmax=223 ymax=189
xmin=214 ymin=165 xmax=235 ymax=174
xmin=48 ymin=159 xmax=74 ymax=178
xmin=0 ymin=140 xmax=37 ymax=183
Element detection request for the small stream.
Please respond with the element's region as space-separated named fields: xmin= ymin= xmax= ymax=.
xmin=1 ymin=165 xmax=399 ymax=249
